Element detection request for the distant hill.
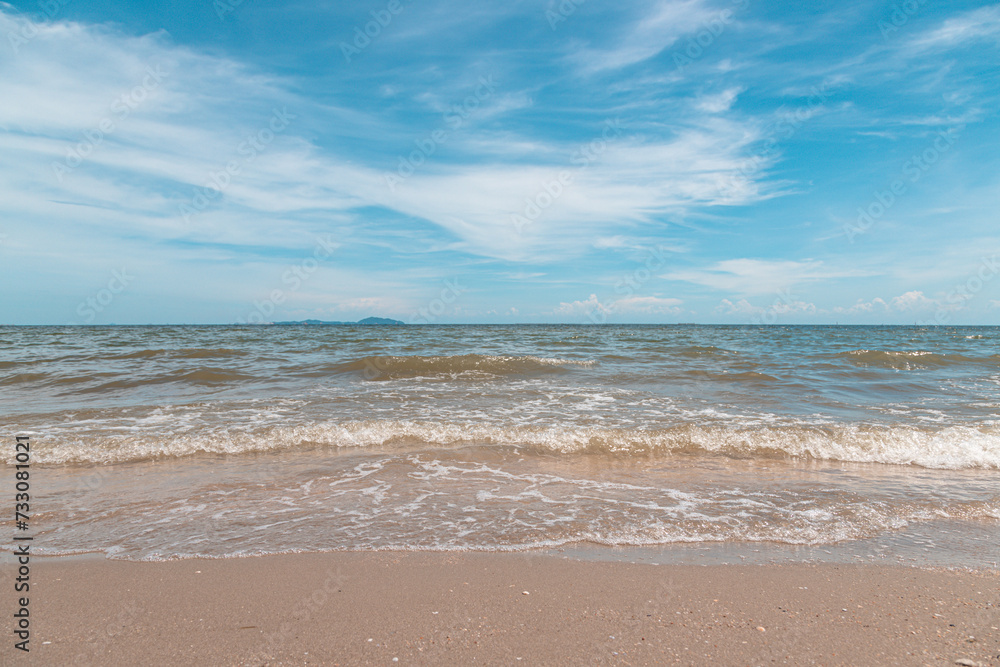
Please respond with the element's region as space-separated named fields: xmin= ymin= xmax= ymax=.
xmin=356 ymin=317 xmax=405 ymax=325
xmin=272 ymin=317 xmax=405 ymax=325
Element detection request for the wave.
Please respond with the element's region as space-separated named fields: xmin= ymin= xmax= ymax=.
xmin=2 ymin=367 xmax=254 ymax=391
xmin=0 ymin=372 xmax=49 ymax=386
xmin=3 ymin=348 xmax=245 ymax=366
xmin=674 ymin=345 xmax=736 ymax=358
xmin=835 ymin=349 xmax=999 ymax=370
xmin=0 ymin=349 xmax=247 ymax=377
xmin=679 ymin=370 xmax=779 ymax=383
xmin=332 ymin=354 xmax=595 ymax=380
xmin=16 ymin=420 xmax=1000 ymax=469
xmin=70 ymin=368 xmax=256 ymax=392
xmin=108 ymin=348 xmax=246 ymax=360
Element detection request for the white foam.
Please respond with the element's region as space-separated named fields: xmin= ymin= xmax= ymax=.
xmin=11 ymin=417 xmax=1000 ymax=470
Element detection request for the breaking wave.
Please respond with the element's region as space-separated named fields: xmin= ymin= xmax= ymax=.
xmin=836 ymin=349 xmax=1000 ymax=370
xmin=17 ymin=419 xmax=1000 ymax=469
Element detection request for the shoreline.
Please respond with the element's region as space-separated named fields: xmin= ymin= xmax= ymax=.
xmin=20 ymin=510 xmax=1000 ymax=571
xmin=4 ymin=551 xmax=998 ymax=665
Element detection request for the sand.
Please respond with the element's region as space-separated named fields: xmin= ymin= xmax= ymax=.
xmin=4 ymin=552 xmax=998 ymax=666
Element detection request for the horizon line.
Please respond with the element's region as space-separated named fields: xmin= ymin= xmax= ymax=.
xmin=2 ymin=322 xmax=996 ymax=327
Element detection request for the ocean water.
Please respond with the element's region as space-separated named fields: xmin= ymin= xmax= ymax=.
xmin=3 ymin=324 xmax=998 ymax=566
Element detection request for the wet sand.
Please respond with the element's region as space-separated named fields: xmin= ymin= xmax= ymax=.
xmin=5 ymin=552 xmax=999 ymax=665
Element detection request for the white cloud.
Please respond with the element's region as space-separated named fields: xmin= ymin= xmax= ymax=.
xmin=554 ymin=294 xmax=610 ymax=318
xmin=695 ymin=87 xmax=743 ymax=114
xmin=382 ymin=120 xmax=771 ymax=261
xmin=907 ymin=5 xmax=1000 ymax=52
xmin=715 ymin=297 xmax=816 ymax=320
xmin=573 ymin=0 xmax=716 ymax=73
xmin=831 ymin=297 xmax=890 ymax=315
xmin=832 ymin=292 xmax=957 ymax=317
xmin=613 ymin=295 xmax=684 ymax=314
xmin=593 ymin=235 xmax=634 ymax=249
xmin=719 ymin=291 xmax=961 ymax=322
xmin=0 ymin=6 xmax=779 ymax=270
xmin=0 ymin=9 xmax=369 ymax=251
xmin=715 ymin=298 xmax=756 ymax=315
xmin=554 ymin=293 xmax=682 ymax=318
xmin=773 ymin=300 xmax=816 ymax=315
xmin=890 ymin=290 xmax=935 ymax=312
xmin=664 ymin=259 xmax=866 ymax=296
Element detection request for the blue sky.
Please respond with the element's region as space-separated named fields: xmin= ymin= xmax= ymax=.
xmin=1 ymin=0 xmax=998 ymax=324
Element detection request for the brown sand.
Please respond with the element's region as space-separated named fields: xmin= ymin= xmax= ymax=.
xmin=4 ymin=552 xmax=998 ymax=666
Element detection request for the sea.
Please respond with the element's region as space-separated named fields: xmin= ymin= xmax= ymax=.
xmin=3 ymin=324 xmax=998 ymax=568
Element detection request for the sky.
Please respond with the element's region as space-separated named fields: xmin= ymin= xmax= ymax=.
xmin=1 ymin=0 xmax=998 ymax=325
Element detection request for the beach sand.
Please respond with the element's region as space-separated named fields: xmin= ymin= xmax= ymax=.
xmin=7 ymin=552 xmax=998 ymax=666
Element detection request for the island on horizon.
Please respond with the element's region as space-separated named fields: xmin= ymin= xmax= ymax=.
xmin=271 ymin=317 xmax=405 ymax=326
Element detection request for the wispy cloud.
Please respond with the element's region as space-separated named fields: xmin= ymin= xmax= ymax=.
xmin=571 ymin=0 xmax=716 ymax=73
xmin=664 ymin=259 xmax=869 ymax=296
xmin=695 ymin=86 xmax=743 ymax=113
xmin=906 ymin=5 xmax=1000 ymax=53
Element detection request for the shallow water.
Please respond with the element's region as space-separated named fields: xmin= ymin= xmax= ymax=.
xmin=3 ymin=324 xmax=998 ymax=565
